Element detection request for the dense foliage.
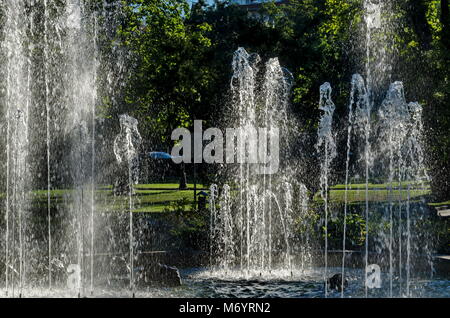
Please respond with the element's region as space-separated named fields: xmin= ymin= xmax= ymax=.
xmin=111 ymin=0 xmax=450 ymax=200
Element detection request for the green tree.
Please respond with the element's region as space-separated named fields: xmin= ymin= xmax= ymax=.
xmin=119 ymin=0 xmax=213 ymax=148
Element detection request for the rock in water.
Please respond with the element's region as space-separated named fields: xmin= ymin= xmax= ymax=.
xmin=142 ymin=263 xmax=182 ymax=287
xmin=327 ymin=273 xmax=348 ymax=292
xmin=157 ymin=264 xmax=182 ymax=287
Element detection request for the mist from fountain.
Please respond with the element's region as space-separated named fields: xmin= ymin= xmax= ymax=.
xmin=1 ymin=0 xmax=126 ymax=297
xmin=2 ymin=0 xmax=30 ymax=297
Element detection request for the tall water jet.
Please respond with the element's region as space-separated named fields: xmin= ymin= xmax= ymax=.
xmin=335 ymin=0 xmax=394 ymax=298
xmin=90 ymin=3 xmax=99 ymax=297
xmin=68 ymin=121 xmax=90 ymax=297
xmin=315 ymin=82 xmax=337 ymax=297
xmin=359 ymin=5 xmax=387 ymax=285
xmin=363 ymin=0 xmax=394 ymax=100
xmin=114 ymin=114 xmax=142 ymax=295
xmin=1 ymin=0 xmax=119 ymax=296
xmin=378 ymin=81 xmax=409 ymax=296
xmin=221 ymin=184 xmax=233 ymax=271
xmin=43 ymin=0 xmax=52 ymax=291
xmin=262 ymin=57 xmax=292 ymax=271
xmin=334 ymin=71 xmax=429 ymax=298
xmin=2 ymin=0 xmax=32 ymax=298
xmin=377 ymin=81 xmax=429 ymax=297
xmin=297 ymin=183 xmax=311 ymax=272
xmin=348 ymin=74 xmax=372 ymax=297
xmin=230 ymin=47 xmax=259 ymax=272
xmin=63 ymin=0 xmax=101 ymax=296
xmin=340 ymin=74 xmax=370 ymax=297
xmin=210 ymin=47 xmax=299 ymax=276
xmin=209 ymin=184 xmax=218 ymax=269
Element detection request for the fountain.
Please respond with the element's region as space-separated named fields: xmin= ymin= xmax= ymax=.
xmin=208 ymin=48 xmax=310 ymax=278
xmin=315 ymin=82 xmax=337 ymax=296
xmin=204 ymin=1 xmax=437 ymax=297
xmin=2 ymin=0 xmax=31 ymax=298
xmin=308 ymin=0 xmax=432 ymax=298
xmin=314 ymin=74 xmax=431 ymax=298
xmin=333 ymin=0 xmax=430 ymax=298
xmin=113 ymin=114 xmax=143 ymax=296
xmin=0 ymin=0 xmax=127 ymax=297
xmin=0 ymin=0 xmax=447 ymax=299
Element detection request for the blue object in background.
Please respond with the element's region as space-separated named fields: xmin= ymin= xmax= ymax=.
xmin=148 ymin=151 xmax=178 ymax=160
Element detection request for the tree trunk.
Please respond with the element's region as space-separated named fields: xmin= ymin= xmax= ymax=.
xmin=179 ymin=163 xmax=188 ymax=190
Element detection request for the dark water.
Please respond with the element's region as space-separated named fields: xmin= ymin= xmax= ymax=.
xmin=165 ymin=267 xmax=450 ymax=298
xmin=3 ymin=266 xmax=449 ymax=298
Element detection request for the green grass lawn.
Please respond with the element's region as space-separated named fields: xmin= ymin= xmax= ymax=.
xmin=97 ymin=189 xmax=197 ymax=213
xmin=134 ymin=183 xmax=205 ymax=190
xmin=98 ymin=183 xmax=205 ymax=190
xmin=325 ymin=182 xmax=431 ymax=204
xmin=28 ymin=184 xmax=201 ymax=213
xmin=325 ymin=189 xmax=430 ymax=203
xmin=330 ymin=181 xmax=430 ymax=190
xmin=428 ymin=200 xmax=450 ymax=207
xmin=0 ymin=182 xmax=439 ymax=213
